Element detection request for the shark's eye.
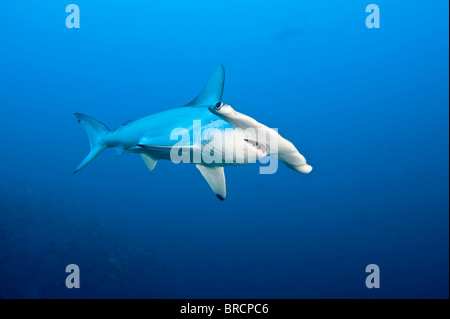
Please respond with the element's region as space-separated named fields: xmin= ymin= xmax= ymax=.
xmin=214 ymin=102 xmax=223 ymax=110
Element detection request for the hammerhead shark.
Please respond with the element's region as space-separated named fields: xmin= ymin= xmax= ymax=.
xmin=274 ymin=19 xmax=307 ymax=43
xmin=74 ymin=64 xmax=312 ymax=200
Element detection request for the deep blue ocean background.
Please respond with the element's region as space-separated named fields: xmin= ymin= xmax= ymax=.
xmin=0 ymin=1 xmax=448 ymax=298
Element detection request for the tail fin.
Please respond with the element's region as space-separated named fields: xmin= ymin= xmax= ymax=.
xmin=73 ymin=113 xmax=110 ymax=173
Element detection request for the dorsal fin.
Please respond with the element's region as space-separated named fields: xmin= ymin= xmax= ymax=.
xmin=184 ymin=64 xmax=225 ymax=107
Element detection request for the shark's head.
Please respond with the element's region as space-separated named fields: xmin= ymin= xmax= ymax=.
xmin=209 ymin=101 xmax=235 ymax=117
xmin=207 ymin=101 xmax=269 ymax=163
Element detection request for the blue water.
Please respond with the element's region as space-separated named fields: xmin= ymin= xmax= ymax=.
xmin=0 ymin=1 xmax=448 ymax=299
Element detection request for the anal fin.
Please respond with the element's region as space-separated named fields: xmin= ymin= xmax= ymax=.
xmin=141 ymin=154 xmax=158 ymax=171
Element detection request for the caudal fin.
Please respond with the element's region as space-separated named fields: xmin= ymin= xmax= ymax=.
xmin=73 ymin=113 xmax=110 ymax=173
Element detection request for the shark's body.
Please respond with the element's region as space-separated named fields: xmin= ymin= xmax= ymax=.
xmin=103 ymin=107 xmax=231 ymax=159
xmin=275 ymin=28 xmax=302 ymax=42
xmin=274 ymin=20 xmax=306 ymax=43
xmin=74 ymin=65 xmax=312 ymax=200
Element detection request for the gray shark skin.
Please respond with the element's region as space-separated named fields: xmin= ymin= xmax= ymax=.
xmin=74 ymin=65 xmax=312 ymax=200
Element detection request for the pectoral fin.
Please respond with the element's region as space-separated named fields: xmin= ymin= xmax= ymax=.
xmin=196 ymin=165 xmax=226 ymax=200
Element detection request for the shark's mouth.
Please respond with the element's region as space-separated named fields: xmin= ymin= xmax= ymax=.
xmin=244 ymin=139 xmax=269 ymax=155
